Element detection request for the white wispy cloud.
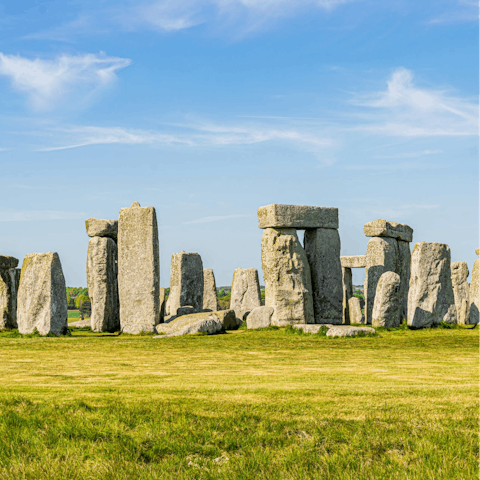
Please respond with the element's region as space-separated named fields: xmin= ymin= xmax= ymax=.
xmin=352 ymin=67 xmax=478 ymax=137
xmin=0 ymin=209 xmax=86 ymax=221
xmin=0 ymin=52 xmax=131 ymax=110
xmin=34 ymin=121 xmax=333 ymax=155
xmin=183 ymin=214 xmax=252 ymax=224
xmin=375 ymin=149 xmax=443 ymax=159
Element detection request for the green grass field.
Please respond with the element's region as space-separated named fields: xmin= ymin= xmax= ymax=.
xmin=0 ymin=326 xmax=477 ymax=479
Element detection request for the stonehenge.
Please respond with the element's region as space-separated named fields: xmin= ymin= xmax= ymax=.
xmin=340 ymin=255 xmax=366 ymax=324
xmin=451 ymin=262 xmax=470 ymax=325
xmin=230 ymin=268 xmax=261 ymax=321
xmin=364 ymin=219 xmax=413 ymax=325
xmin=259 ymin=204 xmax=342 ymax=326
xmin=86 ymin=219 xmax=119 ymax=333
xmin=203 ymin=269 xmax=218 ymax=312
xmin=407 ymin=242 xmax=457 ymax=328
xmin=118 ymin=202 xmax=160 ymax=334
xmin=246 ymin=306 xmax=274 ymax=329
xmin=0 ymin=255 xmax=19 ymax=329
xmin=17 ymin=252 xmax=68 ymax=335
xmin=166 ymin=251 xmax=204 ymax=317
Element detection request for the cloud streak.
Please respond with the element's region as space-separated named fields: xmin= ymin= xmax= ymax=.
xmin=0 ymin=209 xmax=86 ymax=222
xmin=183 ymin=214 xmax=252 ymax=224
xmin=0 ymin=52 xmax=131 ymax=110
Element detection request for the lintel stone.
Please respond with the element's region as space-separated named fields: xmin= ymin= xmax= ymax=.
xmin=258 ymin=204 xmax=338 ymax=230
xmin=0 ymin=255 xmax=19 ymax=269
xmin=363 ymin=219 xmax=413 ymax=242
xmin=85 ymin=218 xmax=118 ymax=240
xmin=340 ymin=255 xmax=366 ymax=269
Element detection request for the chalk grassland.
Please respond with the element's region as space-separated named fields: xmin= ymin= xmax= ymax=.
xmin=0 ymin=328 xmax=477 ymax=479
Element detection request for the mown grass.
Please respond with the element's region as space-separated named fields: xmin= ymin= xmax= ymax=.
xmin=0 ymin=326 xmax=477 ymax=479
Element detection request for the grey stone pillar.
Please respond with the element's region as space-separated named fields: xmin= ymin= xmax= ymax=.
xmin=341 ymin=267 xmax=353 ymax=325
xmin=451 ymin=262 xmax=470 ymax=325
xmin=0 ymin=255 xmax=19 ymax=329
xmin=203 ymin=268 xmax=218 ymax=312
xmin=230 ymin=268 xmax=261 ymax=321
xmin=469 ymin=249 xmax=479 ymax=325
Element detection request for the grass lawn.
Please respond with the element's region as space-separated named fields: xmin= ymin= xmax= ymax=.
xmin=0 ymin=326 xmax=477 ymax=479
xmin=68 ymin=310 xmax=89 ymax=322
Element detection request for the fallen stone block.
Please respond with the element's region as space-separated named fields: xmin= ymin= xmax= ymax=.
xmin=258 ymin=204 xmax=338 ymax=229
xmin=326 ymin=326 xmax=376 ymax=337
xmin=246 ymin=306 xmax=274 ymax=329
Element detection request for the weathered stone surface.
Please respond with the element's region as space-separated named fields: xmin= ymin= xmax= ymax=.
xmin=0 ymin=268 xmax=17 ymax=329
xmin=292 ymin=324 xmax=329 ymax=333
xmin=364 ymin=219 xmax=413 ymax=242
xmin=407 ymin=242 xmax=457 ymax=328
xmin=154 ymin=315 xmax=223 ymax=338
xmin=155 ymin=309 xmax=237 ymax=336
xmin=166 ymin=252 xmax=203 ymax=317
xmin=348 ymin=297 xmax=363 ymax=324
xmin=451 ymin=262 xmax=470 ymax=325
xmin=0 ymin=255 xmax=18 ymax=269
xmin=469 ymin=259 xmax=479 ymax=325
xmin=69 ymin=319 xmax=91 ymax=328
xmin=365 ymin=237 xmax=399 ymax=325
xmin=397 ymin=240 xmax=411 ymax=321
xmin=258 ymin=204 xmax=338 ymax=229
xmin=203 ymin=269 xmax=218 ymax=312
xmin=87 ymin=237 xmax=119 ymax=332
xmin=476 ymin=248 xmax=480 ymax=257
xmin=326 ymin=325 xmax=376 ymax=337
xmin=261 ymin=228 xmax=314 ymax=326
xmin=85 ymin=218 xmax=118 ymax=240
xmin=246 ymin=306 xmax=274 ymax=329
xmin=118 ymin=202 xmax=160 ymax=334
xmin=342 ymin=267 xmax=352 ymax=325
xmin=340 ymin=256 xmax=366 ymax=269
xmin=17 ymin=252 xmax=68 ymax=335
xmin=304 ymin=228 xmax=343 ymax=324
xmin=15 ymin=268 xmax=21 ymax=294
xmin=230 ymin=268 xmax=261 ymax=321
xmin=159 ymin=287 xmax=166 ymax=324
xmin=371 ymin=271 xmax=402 ymax=327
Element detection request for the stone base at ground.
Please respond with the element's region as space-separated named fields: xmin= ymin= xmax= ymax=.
xmin=326 ymin=326 xmax=376 ymax=337
xmin=246 ymin=306 xmax=274 ymax=329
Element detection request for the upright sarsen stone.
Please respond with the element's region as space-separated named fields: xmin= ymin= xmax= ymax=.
xmin=203 ymin=269 xmax=218 ymax=312
xmin=341 ymin=267 xmax=353 ymax=325
xmin=118 ymin=202 xmax=160 ymax=334
xmin=17 ymin=252 xmax=68 ymax=335
xmin=261 ymin=228 xmax=314 ymax=326
xmin=451 ymin=262 xmax=470 ymax=325
xmin=165 ymin=252 xmax=203 ymax=316
xmin=397 ymin=240 xmax=411 ymax=321
xmin=230 ymin=268 xmax=261 ymax=321
xmin=0 ymin=255 xmax=19 ymax=330
xmin=365 ymin=237 xmax=398 ymax=325
xmin=371 ymin=271 xmax=402 ymax=327
xmin=87 ymin=237 xmax=119 ymax=332
xmin=407 ymin=242 xmax=457 ymax=328
xmin=469 ymin=255 xmax=479 ymax=325
xmin=304 ymin=228 xmax=343 ymax=324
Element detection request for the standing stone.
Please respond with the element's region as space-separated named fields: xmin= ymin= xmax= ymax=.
xmin=203 ymin=268 xmax=218 ymax=312
xmin=17 ymin=252 xmax=68 ymax=335
xmin=348 ymin=297 xmax=363 ymax=324
xmin=365 ymin=237 xmax=398 ymax=325
xmin=165 ymin=252 xmax=203 ymax=317
xmin=261 ymin=228 xmax=314 ymax=326
xmin=118 ymin=202 xmax=160 ymax=334
xmin=0 ymin=255 xmax=19 ymax=329
xmin=230 ymin=268 xmax=262 ymax=321
xmin=407 ymin=242 xmax=457 ymax=328
xmin=469 ymin=254 xmax=479 ymax=325
xmin=371 ymin=271 xmax=402 ymax=327
xmin=341 ymin=267 xmax=353 ymax=325
xmin=159 ymin=287 xmax=166 ymax=324
xmin=451 ymin=262 xmax=470 ymax=325
xmin=304 ymin=228 xmax=343 ymax=324
xmin=15 ymin=268 xmax=21 ymax=294
xmin=87 ymin=237 xmax=119 ymax=332
xmin=397 ymin=240 xmax=411 ymax=321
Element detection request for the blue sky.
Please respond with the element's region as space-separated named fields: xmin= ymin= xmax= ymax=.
xmin=0 ymin=0 xmax=477 ymax=287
